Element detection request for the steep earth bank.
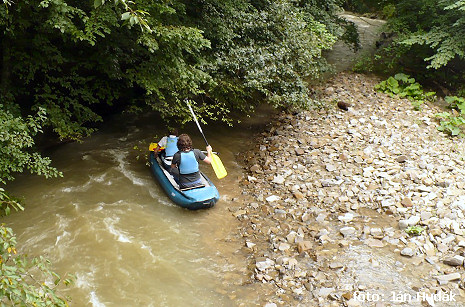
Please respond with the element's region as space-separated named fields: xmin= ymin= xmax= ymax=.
xmin=235 ymin=72 xmax=465 ymax=306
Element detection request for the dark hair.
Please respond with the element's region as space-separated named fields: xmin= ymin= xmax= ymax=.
xmin=177 ymin=134 xmax=192 ymax=151
xmin=169 ymin=128 xmax=178 ymax=136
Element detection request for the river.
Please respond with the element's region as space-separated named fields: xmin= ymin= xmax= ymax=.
xmin=4 ymin=109 xmax=275 ymax=306
xmin=3 ymin=13 xmax=388 ymax=307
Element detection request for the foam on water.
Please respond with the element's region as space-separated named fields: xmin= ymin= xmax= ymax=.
xmin=75 ymin=268 xmax=106 ymax=307
xmin=108 ymin=149 xmax=146 ymax=186
xmin=103 ymin=217 xmax=133 ymax=243
xmin=89 ymin=292 xmax=106 ymax=307
xmin=62 ymin=172 xmax=111 ymax=193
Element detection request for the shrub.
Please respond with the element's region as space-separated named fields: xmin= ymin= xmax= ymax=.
xmin=0 ymin=224 xmax=73 ymax=306
xmin=435 ymin=96 xmax=465 ymax=137
xmin=375 ymin=73 xmax=435 ymax=110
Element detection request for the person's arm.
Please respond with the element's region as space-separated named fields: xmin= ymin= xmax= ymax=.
xmin=202 ymin=145 xmax=212 ymax=164
xmin=157 ymin=136 xmax=167 ymax=151
xmin=171 ymin=152 xmax=179 ymax=169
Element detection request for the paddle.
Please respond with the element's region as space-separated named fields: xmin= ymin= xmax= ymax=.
xmin=186 ymin=100 xmax=227 ymax=179
xmin=149 ymin=143 xmax=158 ymax=151
xmin=149 ymin=143 xmax=164 ymax=151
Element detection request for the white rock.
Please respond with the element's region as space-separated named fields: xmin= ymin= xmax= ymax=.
xmin=338 ymin=213 xmax=354 ymax=223
xmin=266 ymin=195 xmax=280 ymax=202
xmin=340 ymin=227 xmax=356 ymax=237
xmin=434 ymin=273 xmax=461 ymax=285
xmin=406 ymin=215 xmax=421 ymax=226
xmin=400 ymin=247 xmax=415 ymax=257
xmin=256 ymin=258 xmax=275 ymax=271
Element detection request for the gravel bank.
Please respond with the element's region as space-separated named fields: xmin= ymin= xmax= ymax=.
xmin=235 ymin=72 xmax=465 ymax=306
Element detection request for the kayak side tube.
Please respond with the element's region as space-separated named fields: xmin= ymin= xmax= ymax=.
xmin=149 ymin=152 xmax=219 ymax=210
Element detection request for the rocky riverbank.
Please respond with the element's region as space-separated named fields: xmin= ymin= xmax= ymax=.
xmin=235 ymin=72 xmax=465 ymax=306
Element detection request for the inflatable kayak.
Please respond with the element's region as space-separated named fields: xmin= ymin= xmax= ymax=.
xmin=149 ymin=151 xmax=219 ymax=210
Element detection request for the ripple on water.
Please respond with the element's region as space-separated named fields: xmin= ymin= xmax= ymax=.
xmin=108 ymin=148 xmax=146 ymax=186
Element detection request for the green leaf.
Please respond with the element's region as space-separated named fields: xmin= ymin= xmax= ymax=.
xmin=394 ymin=73 xmax=410 ymax=83
xmin=94 ymin=0 xmax=103 ymax=8
xmin=121 ymin=12 xmax=131 ymax=21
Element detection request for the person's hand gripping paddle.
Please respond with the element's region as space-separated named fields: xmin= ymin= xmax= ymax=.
xmin=186 ymin=100 xmax=227 ymax=179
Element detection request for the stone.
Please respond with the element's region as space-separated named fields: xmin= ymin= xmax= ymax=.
xmin=272 ymin=175 xmax=285 ymax=184
xmin=396 ymin=155 xmax=408 ymax=163
xmin=318 ymin=287 xmax=335 ymax=297
xmin=443 ymin=255 xmax=464 ymax=267
xmin=400 ymin=247 xmax=415 ymax=257
xmin=233 ymin=209 xmax=246 ymax=217
xmin=370 ymin=228 xmax=383 ymax=237
xmin=398 ymin=220 xmax=409 ymax=230
xmin=338 ymin=213 xmax=354 ymax=223
xmin=401 ymin=197 xmax=413 ymax=207
xmin=293 ymin=191 xmax=305 ymax=200
xmin=329 ymin=262 xmax=344 ymax=269
xmin=337 ymin=101 xmax=350 ymax=111
xmin=430 ymin=228 xmax=442 ymax=236
xmin=326 ymin=164 xmax=337 ymax=172
xmin=246 ymin=241 xmax=256 ymax=248
xmin=346 ymin=299 xmax=362 ymax=307
xmin=340 ymin=226 xmax=356 ymax=237
xmin=297 ymin=241 xmax=313 ymax=253
xmin=266 ymin=195 xmax=280 ymax=202
xmin=434 ymin=273 xmax=461 ymax=285
xmin=365 ymin=238 xmax=384 ymax=248
xmin=256 ymin=258 xmax=275 ymax=271
xmin=406 ymin=215 xmax=421 ymax=226
xmin=278 ymin=242 xmax=291 ymax=251
xmin=250 ymin=164 xmax=261 ymax=172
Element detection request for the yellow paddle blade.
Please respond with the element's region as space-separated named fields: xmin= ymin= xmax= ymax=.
xmin=211 ymin=153 xmax=227 ymax=179
xmin=149 ymin=143 xmax=158 ymax=151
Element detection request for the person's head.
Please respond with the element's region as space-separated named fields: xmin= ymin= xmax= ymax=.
xmin=169 ymin=128 xmax=178 ymax=136
xmin=177 ymin=134 xmax=192 ymax=151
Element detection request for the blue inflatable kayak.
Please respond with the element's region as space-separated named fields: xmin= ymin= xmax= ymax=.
xmin=149 ymin=151 xmax=219 ymax=210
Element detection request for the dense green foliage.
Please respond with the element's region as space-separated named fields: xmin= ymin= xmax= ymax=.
xmin=0 ymin=224 xmax=72 ymax=306
xmin=186 ymin=1 xmax=337 ymax=113
xmin=353 ymin=0 xmax=465 ymax=89
xmin=390 ymin=0 xmax=465 ymax=70
xmin=0 ymin=106 xmax=61 ymax=184
xmin=0 ymin=0 xmax=349 ymax=185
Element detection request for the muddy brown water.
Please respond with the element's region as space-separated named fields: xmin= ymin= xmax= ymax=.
xmin=3 ymin=109 xmax=276 ymax=306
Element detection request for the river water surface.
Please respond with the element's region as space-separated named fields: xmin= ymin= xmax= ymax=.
xmin=5 ymin=110 xmax=275 ymax=306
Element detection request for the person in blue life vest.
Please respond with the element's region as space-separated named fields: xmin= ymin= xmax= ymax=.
xmin=156 ymin=128 xmax=179 ymax=170
xmin=171 ymin=134 xmax=212 ymax=189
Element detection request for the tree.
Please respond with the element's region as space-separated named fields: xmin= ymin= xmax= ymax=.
xmin=181 ymin=0 xmax=339 ymax=120
xmin=399 ymin=0 xmax=465 ymax=69
xmin=367 ymin=0 xmax=465 ymax=87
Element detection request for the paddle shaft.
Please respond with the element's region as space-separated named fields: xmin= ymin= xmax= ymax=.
xmin=186 ymin=100 xmax=228 ymax=179
xmin=187 ymin=102 xmax=209 ymax=146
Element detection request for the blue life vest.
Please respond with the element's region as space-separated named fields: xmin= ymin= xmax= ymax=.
xmin=164 ymin=136 xmax=179 ymax=157
xmin=179 ymin=151 xmax=199 ymax=174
